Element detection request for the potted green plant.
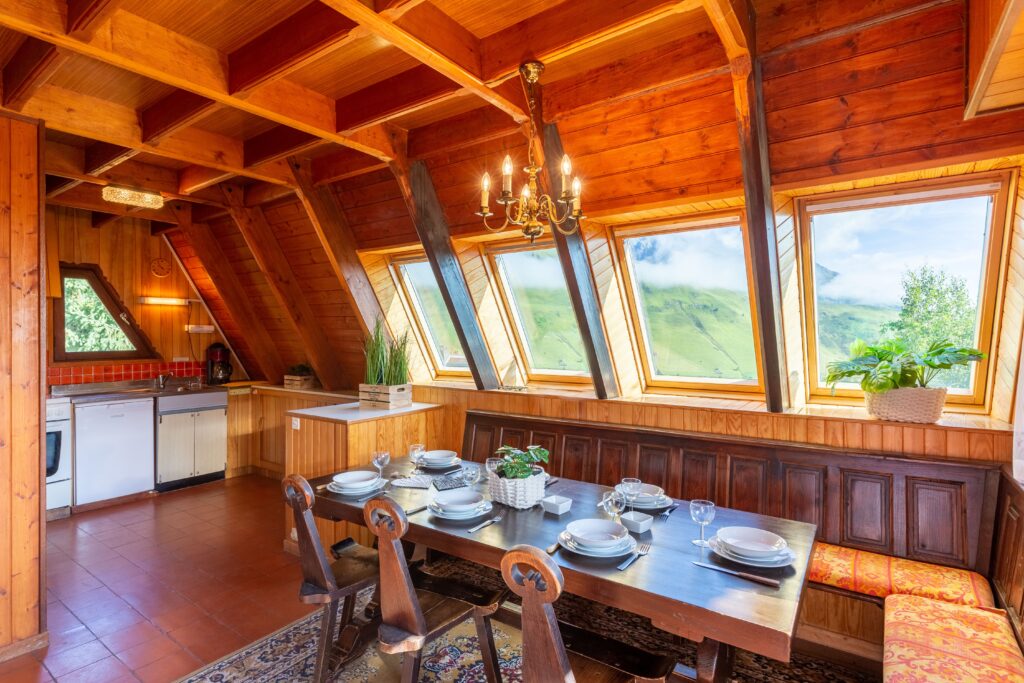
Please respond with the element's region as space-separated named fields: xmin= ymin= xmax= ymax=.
xmin=488 ymin=444 xmax=549 ymax=509
xmin=359 ymin=319 xmax=413 ymax=409
xmin=283 ymin=363 xmax=318 ymax=390
xmin=825 ymin=339 xmax=985 ymax=423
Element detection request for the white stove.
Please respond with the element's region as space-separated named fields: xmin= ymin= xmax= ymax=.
xmin=45 ymin=397 xmax=72 ymax=511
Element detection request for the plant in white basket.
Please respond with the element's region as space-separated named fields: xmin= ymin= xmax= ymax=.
xmin=489 ymin=444 xmax=549 ymax=509
xmin=825 ymin=338 xmax=985 ymax=423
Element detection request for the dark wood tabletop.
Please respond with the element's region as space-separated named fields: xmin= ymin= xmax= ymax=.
xmin=310 ymin=458 xmax=816 ymax=673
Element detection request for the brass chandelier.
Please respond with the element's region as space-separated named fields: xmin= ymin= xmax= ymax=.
xmin=476 ymin=61 xmax=584 ymax=242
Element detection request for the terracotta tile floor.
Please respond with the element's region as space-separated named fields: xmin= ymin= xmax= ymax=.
xmin=5 ymin=475 xmax=313 ymax=683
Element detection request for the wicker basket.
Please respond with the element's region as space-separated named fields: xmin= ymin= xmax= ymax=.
xmin=283 ymin=374 xmax=319 ymax=390
xmin=864 ymin=386 xmax=947 ymax=424
xmin=488 ymin=468 xmax=546 ymax=509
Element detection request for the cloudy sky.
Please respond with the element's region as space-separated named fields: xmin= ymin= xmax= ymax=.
xmin=626 ymin=226 xmax=750 ymax=292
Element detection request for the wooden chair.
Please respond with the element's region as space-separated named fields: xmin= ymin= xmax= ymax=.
xmin=364 ymin=497 xmax=507 ymax=682
xmin=282 ymin=475 xmax=380 ymax=683
xmin=500 ymin=544 xmax=677 ymax=683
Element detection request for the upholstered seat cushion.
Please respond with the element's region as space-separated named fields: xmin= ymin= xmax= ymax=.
xmin=884 ymin=594 xmax=1024 ymax=682
xmin=809 ymin=543 xmax=994 ymax=608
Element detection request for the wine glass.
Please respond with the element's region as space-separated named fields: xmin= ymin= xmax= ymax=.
xmin=690 ymin=499 xmax=716 ymax=548
xmin=485 ymin=457 xmax=503 ymax=479
xmin=408 ymin=443 xmax=425 ymax=474
xmin=621 ymin=477 xmax=641 ymax=514
xmin=601 ymin=491 xmax=626 ymax=522
xmin=462 ymin=463 xmax=481 ymax=487
xmin=372 ymin=451 xmax=391 ymax=480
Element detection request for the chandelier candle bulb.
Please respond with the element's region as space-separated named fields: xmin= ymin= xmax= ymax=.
xmin=572 ymin=178 xmax=582 ymax=212
xmin=481 ymin=173 xmax=490 ymax=211
xmin=502 ymin=155 xmax=513 ymax=194
xmin=560 ymin=155 xmax=572 ymax=198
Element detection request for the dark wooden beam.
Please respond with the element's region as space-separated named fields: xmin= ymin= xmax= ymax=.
xmin=66 ymin=0 xmax=121 ymax=39
xmin=169 ymin=202 xmax=286 ymax=383
xmin=391 ymin=159 xmax=500 ymax=389
xmin=46 ymin=176 xmax=82 ymax=198
xmin=90 ymin=212 xmax=122 ymax=229
xmin=244 ymin=126 xmax=321 ymax=167
xmin=139 ymin=91 xmax=219 ymax=144
xmin=84 ymin=142 xmax=137 ymax=174
xmin=2 ymin=38 xmax=69 ymax=110
xmin=220 ymin=184 xmax=350 ymax=390
xmin=731 ymin=57 xmax=787 ymax=411
xmin=541 ymin=123 xmax=619 ymax=399
xmin=288 ymin=157 xmax=388 ymax=338
xmin=335 ymin=65 xmax=461 ymax=134
xmin=228 ymin=2 xmax=357 ymax=94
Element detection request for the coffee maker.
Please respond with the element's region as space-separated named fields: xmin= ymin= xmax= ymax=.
xmin=206 ymin=343 xmax=233 ymax=385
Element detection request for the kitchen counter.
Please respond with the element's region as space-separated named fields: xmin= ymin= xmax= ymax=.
xmin=286 ymin=401 xmax=440 ymax=424
xmin=64 ymin=386 xmax=228 ymax=405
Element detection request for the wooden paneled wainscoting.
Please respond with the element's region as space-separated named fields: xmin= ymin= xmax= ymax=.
xmin=993 ymin=469 xmax=1024 ymax=651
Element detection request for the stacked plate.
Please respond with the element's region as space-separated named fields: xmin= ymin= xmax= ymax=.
xmin=429 ymin=489 xmax=491 ymax=520
xmin=327 ymin=470 xmax=385 ymax=496
xmin=558 ymin=519 xmax=637 ymax=558
xmin=419 ymin=450 xmax=461 ymax=470
xmin=614 ymin=483 xmax=673 ymax=511
xmin=709 ymin=526 xmax=796 ymax=568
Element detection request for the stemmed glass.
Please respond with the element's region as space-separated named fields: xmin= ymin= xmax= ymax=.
xmin=372 ymin=451 xmax=391 ymax=480
xmin=601 ymin=490 xmax=627 ymax=522
xmin=621 ymin=477 xmax=641 ymax=514
xmin=462 ymin=463 xmax=481 ymax=486
xmin=690 ymin=499 xmax=716 ymax=548
xmin=485 ymin=457 xmax=503 ymax=480
xmin=408 ymin=443 xmax=425 ymax=474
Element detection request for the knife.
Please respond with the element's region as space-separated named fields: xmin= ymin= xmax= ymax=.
xmin=661 ymin=503 xmax=680 ymax=517
xmin=544 ymin=477 xmax=560 ymax=488
xmin=545 ymin=540 xmax=560 ymax=554
xmin=405 ymin=505 xmax=428 ymax=516
xmin=692 ymin=561 xmax=781 ymax=588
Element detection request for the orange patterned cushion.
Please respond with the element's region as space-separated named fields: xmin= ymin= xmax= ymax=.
xmin=809 ymin=543 xmax=994 ymax=608
xmin=884 ymin=594 xmax=1024 ymax=682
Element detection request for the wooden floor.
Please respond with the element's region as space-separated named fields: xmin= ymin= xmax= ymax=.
xmin=1 ymin=476 xmax=313 ymax=683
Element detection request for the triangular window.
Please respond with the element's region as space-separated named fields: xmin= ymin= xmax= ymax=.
xmin=53 ymin=263 xmax=159 ymax=361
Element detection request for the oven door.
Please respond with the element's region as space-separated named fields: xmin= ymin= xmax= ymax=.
xmin=46 ymin=421 xmax=71 ymax=482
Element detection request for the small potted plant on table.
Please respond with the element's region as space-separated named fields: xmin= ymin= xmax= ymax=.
xmin=489 ymin=444 xmax=549 ymax=509
xmin=825 ymin=338 xmax=985 ymax=424
xmin=359 ymin=319 xmax=412 ymax=409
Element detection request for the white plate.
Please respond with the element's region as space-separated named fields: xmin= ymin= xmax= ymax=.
xmin=432 ymin=489 xmax=484 ymax=512
xmin=429 ymin=501 xmax=492 ymax=520
xmin=630 ymin=495 xmax=674 ymax=511
xmin=421 ymin=450 xmax=458 ymax=463
xmin=558 ymin=531 xmax=637 ymax=558
xmin=332 ymin=470 xmax=380 ymax=489
xmin=708 ymin=536 xmax=796 ymax=568
xmin=566 ymin=519 xmax=629 ymax=549
xmin=420 ymin=458 xmax=462 ymax=470
xmin=615 ymin=483 xmax=664 ymax=504
xmin=717 ymin=526 xmax=788 ymax=559
xmin=327 ymin=479 xmax=386 ymax=497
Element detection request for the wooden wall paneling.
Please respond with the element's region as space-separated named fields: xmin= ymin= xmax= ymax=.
xmin=795 ymin=587 xmax=885 ymax=664
xmin=284 ymin=414 xmax=342 ymax=551
xmin=680 ymin=449 xmax=718 ymax=501
xmin=595 ymin=439 xmax=631 ymax=487
xmin=727 ymin=454 xmax=770 ymax=514
xmin=0 ymin=113 xmax=43 ymax=652
xmin=777 ymin=460 xmax=826 ymax=537
xmin=542 ymin=124 xmax=619 ymax=399
xmin=839 ymin=470 xmax=893 ymax=554
xmin=905 ymin=476 xmax=968 ymax=566
xmin=993 ymin=469 xmax=1024 ymax=651
xmin=392 ymin=159 xmax=500 ymax=389
xmin=226 ymin=387 xmax=256 ymax=478
xmin=993 ymin=174 xmax=1024 ymax=422
xmin=253 ymin=388 xmax=341 ymax=475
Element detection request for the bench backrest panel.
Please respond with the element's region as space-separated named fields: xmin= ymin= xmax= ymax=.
xmin=993 ymin=470 xmax=1024 ymax=645
xmin=462 ymin=410 xmax=1000 ymax=574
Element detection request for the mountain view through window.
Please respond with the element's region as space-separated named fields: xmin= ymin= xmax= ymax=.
xmin=398 ymin=261 xmax=468 ymax=370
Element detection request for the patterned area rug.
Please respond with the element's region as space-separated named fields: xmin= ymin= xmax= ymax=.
xmin=182 ymin=558 xmax=878 ymax=682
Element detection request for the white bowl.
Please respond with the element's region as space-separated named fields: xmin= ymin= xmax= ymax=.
xmin=566 ymin=519 xmax=629 ymax=549
xmin=541 ymin=495 xmax=572 ymax=515
xmin=716 ymin=526 xmax=788 ymax=559
xmin=332 ymin=470 xmax=380 ymax=489
xmin=620 ymin=510 xmax=653 ymax=534
xmin=432 ymin=489 xmax=484 ymax=512
xmin=615 ymin=482 xmax=664 ymax=503
xmin=421 ymin=450 xmax=458 ymax=463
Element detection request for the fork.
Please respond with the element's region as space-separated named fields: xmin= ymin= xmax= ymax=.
xmin=468 ymin=514 xmax=504 ymax=533
xmin=617 ymin=542 xmax=651 ymax=571
xmin=355 ymin=482 xmax=391 ymax=503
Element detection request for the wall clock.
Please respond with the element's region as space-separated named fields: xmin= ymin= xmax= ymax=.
xmin=150 ymin=257 xmax=172 ymax=278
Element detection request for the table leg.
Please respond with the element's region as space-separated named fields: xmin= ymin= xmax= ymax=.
xmin=696 ymin=638 xmax=735 ymax=683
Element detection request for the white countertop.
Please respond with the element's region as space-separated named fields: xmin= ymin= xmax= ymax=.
xmin=286 ymin=401 xmax=441 ymax=424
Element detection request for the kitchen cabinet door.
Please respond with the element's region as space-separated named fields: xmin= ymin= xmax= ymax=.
xmin=157 ymin=412 xmax=195 ymax=484
xmin=194 ymin=409 xmax=227 ymax=477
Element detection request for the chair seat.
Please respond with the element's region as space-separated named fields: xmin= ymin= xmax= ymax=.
xmin=884 ymin=594 xmax=1024 ymax=682
xmin=378 ymin=588 xmax=480 ymax=654
xmin=410 ymin=564 xmax=508 ymax=613
xmin=809 ymin=542 xmax=995 ymax=608
xmin=299 ymin=541 xmax=379 ymax=604
xmin=560 ymin=621 xmax=676 ymax=682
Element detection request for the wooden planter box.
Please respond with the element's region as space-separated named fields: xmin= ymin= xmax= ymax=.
xmin=359 ymin=383 xmax=413 ymax=409
xmin=283 ymin=374 xmax=319 ymax=390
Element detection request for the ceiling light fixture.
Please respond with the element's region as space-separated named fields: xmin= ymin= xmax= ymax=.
xmin=138 ymin=296 xmax=193 ymax=306
xmin=476 ymin=61 xmax=584 ymax=242
xmin=102 ymin=185 xmax=165 ymax=210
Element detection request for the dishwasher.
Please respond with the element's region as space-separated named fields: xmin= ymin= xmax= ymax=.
xmin=74 ymin=398 xmax=155 ymax=505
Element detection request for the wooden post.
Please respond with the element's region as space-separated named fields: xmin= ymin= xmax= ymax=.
xmin=731 ymin=56 xmax=788 ymax=412
xmin=541 ymin=123 xmax=619 ymax=399
xmin=391 ymin=159 xmax=500 ymax=390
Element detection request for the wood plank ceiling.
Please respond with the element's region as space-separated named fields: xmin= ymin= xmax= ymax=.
xmin=3 ymin=0 xmax=1024 ymax=392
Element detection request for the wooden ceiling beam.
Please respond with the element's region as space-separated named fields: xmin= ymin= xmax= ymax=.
xmin=336 ymin=65 xmax=462 ymax=134
xmin=965 ymin=0 xmax=1024 ymax=118
xmin=311 ymin=147 xmax=387 ymax=185
xmin=84 ymin=141 xmax=137 ymax=174
xmin=0 ymin=2 xmax=396 ymax=160
xmin=701 ymin=0 xmax=753 ymax=62
xmin=47 ymin=183 xmax=176 ymax=222
xmin=320 ymin=0 xmax=529 ymax=123
xmin=178 ymin=166 xmax=235 ymax=195
xmin=243 ymin=126 xmax=322 ymax=168
xmin=228 ymin=2 xmax=358 ymax=94
xmin=139 ymin=91 xmax=220 ymax=144
xmin=90 ymin=211 xmax=123 ymax=229
xmin=169 ymin=202 xmax=286 ymax=383
xmin=1 ymin=37 xmax=69 ymax=110
xmin=220 ymin=184 xmax=350 ymax=390
xmin=408 ymin=105 xmax=520 ymax=159
xmin=66 ymin=0 xmax=121 ymax=39
xmin=288 ymin=157 xmax=387 ymax=338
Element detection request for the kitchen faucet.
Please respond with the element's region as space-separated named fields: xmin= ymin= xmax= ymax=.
xmin=157 ymin=371 xmax=174 ymax=390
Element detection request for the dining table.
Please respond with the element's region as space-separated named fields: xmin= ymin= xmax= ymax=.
xmin=310 ymin=457 xmax=817 ymax=683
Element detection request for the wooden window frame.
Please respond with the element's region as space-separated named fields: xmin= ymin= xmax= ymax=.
xmin=53 ymin=262 xmax=160 ymax=362
xmin=796 ymin=171 xmax=1014 ymax=408
xmin=389 ymin=254 xmax=472 ymax=379
xmin=613 ymin=212 xmax=766 ymax=396
xmin=486 ymin=239 xmax=592 ymax=385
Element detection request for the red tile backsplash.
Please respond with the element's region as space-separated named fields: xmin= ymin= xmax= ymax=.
xmin=47 ymin=362 xmax=204 ymax=388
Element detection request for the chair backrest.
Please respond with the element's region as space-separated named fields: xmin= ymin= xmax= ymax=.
xmin=281 ymin=474 xmax=337 ymax=594
xmin=501 ymin=545 xmax=574 ymax=682
xmin=364 ymin=497 xmax=427 ymax=637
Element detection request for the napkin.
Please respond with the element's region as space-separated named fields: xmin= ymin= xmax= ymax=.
xmin=391 ymin=475 xmax=432 ymax=489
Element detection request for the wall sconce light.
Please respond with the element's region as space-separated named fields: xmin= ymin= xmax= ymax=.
xmin=102 ymin=185 xmax=165 ymax=210
xmin=138 ymin=296 xmax=195 ymax=306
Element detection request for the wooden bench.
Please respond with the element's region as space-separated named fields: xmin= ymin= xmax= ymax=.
xmin=460 ymin=410 xmax=1006 ymax=670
